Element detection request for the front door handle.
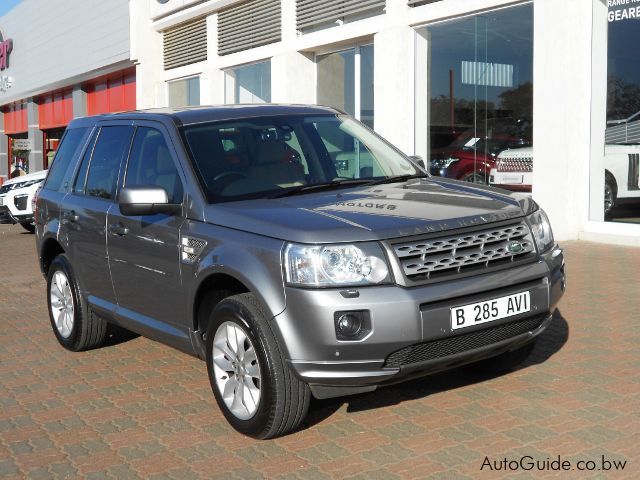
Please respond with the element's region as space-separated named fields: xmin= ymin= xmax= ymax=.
xmin=63 ymin=210 xmax=79 ymax=223
xmin=108 ymin=223 xmax=129 ymax=237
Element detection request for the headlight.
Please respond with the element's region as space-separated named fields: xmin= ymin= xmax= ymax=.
xmin=432 ymin=157 xmax=459 ymax=169
xmin=284 ymin=242 xmax=391 ymax=286
xmin=527 ymin=209 xmax=554 ymax=253
xmin=13 ymin=179 xmax=43 ymax=189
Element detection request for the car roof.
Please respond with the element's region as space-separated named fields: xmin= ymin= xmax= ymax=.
xmin=68 ymin=104 xmax=341 ymax=128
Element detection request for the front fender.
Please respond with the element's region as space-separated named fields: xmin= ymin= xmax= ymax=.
xmin=183 ymin=221 xmax=287 ymax=330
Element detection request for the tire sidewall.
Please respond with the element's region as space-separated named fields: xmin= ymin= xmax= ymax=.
xmin=205 ymin=298 xmax=277 ymax=437
xmin=47 ymin=255 xmax=84 ymax=350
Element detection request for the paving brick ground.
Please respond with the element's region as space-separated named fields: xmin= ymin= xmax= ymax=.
xmin=0 ymin=223 xmax=638 ymax=479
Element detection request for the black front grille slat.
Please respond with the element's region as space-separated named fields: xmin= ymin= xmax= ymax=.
xmin=383 ymin=316 xmax=544 ymax=368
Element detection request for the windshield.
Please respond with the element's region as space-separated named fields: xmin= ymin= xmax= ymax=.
xmin=181 ymin=114 xmax=420 ymax=202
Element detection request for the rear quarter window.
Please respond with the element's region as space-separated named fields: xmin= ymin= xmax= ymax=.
xmin=43 ymin=127 xmax=90 ymax=192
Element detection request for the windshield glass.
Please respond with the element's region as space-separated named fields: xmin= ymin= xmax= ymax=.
xmin=181 ymin=114 xmax=420 ymax=202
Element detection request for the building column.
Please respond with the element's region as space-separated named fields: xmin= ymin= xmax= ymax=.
xmin=27 ymin=100 xmax=44 ymax=172
xmin=270 ymin=0 xmax=315 ymax=104
xmin=72 ymin=85 xmax=87 ymax=118
xmin=0 ymin=113 xmax=7 ymax=180
xmin=532 ymin=0 xmax=598 ymax=241
xmin=373 ymin=25 xmax=415 ymax=155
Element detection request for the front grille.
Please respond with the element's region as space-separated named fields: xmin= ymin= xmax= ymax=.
xmin=384 ymin=316 xmax=545 ymax=368
xmin=392 ymin=222 xmax=535 ymax=283
xmin=497 ymin=157 xmax=533 ymax=172
xmin=14 ymin=195 xmax=28 ymax=211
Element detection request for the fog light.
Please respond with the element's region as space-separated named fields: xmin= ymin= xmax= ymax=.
xmin=337 ymin=314 xmax=361 ymax=337
xmin=334 ymin=311 xmax=371 ymax=341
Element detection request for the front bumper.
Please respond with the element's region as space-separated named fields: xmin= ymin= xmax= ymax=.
xmin=273 ymin=245 xmax=565 ymax=398
xmin=0 ymin=205 xmax=32 ymax=225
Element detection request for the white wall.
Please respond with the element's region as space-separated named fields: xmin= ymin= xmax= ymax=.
xmin=0 ymin=0 xmax=131 ymax=106
xmin=130 ymin=0 xmax=640 ymax=244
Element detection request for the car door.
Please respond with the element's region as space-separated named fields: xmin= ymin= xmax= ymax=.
xmin=61 ymin=123 xmax=134 ymax=312
xmin=106 ymin=123 xmax=189 ymax=346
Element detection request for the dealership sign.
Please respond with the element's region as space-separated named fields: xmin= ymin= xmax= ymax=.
xmin=608 ymin=0 xmax=640 ymax=22
xmin=0 ymin=31 xmax=12 ymax=93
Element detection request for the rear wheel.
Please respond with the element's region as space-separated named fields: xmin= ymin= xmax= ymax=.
xmin=20 ymin=222 xmax=35 ymax=233
xmin=205 ymin=293 xmax=310 ymax=439
xmin=47 ymin=255 xmax=107 ymax=351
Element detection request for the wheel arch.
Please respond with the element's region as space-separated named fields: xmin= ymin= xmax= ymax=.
xmin=40 ymin=237 xmax=65 ymax=275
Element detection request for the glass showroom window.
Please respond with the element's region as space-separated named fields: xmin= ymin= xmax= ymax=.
xmin=168 ymin=76 xmax=200 ymax=107
xmin=415 ymin=5 xmax=533 ymax=188
xmin=598 ymin=6 xmax=640 ymax=224
xmin=316 ymin=45 xmax=374 ymax=128
xmin=225 ymin=60 xmax=271 ymax=104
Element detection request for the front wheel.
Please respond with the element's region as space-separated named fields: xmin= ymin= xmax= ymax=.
xmin=205 ymin=293 xmax=310 ymax=439
xmin=604 ymin=173 xmax=617 ymax=220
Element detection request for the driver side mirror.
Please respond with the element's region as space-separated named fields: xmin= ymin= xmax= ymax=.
xmin=119 ymin=186 xmax=181 ymax=216
xmin=409 ymin=155 xmax=426 ymax=170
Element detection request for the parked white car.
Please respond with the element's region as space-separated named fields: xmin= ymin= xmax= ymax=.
xmin=489 ymin=144 xmax=640 ymax=217
xmin=604 ymin=144 xmax=640 ymax=217
xmin=0 ymin=169 xmax=47 ymax=233
xmin=488 ymin=146 xmax=533 ymax=193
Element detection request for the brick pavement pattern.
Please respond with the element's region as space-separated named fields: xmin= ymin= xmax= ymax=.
xmin=0 ymin=223 xmax=638 ymax=479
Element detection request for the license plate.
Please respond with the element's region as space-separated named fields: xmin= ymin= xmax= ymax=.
xmin=500 ymin=175 xmax=523 ymax=184
xmin=450 ymin=291 xmax=531 ymax=330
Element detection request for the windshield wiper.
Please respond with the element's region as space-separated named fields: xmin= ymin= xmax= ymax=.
xmin=269 ymin=179 xmax=373 ymax=198
xmin=365 ymin=174 xmax=429 ymax=186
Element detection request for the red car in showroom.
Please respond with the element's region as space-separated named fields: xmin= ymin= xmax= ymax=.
xmin=430 ymin=134 xmax=530 ymax=184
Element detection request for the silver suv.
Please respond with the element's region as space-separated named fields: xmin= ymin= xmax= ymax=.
xmin=35 ymin=105 xmax=565 ymax=439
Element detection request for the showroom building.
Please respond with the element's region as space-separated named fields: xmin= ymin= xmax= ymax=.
xmin=131 ymin=0 xmax=640 ymax=245
xmin=0 ymin=0 xmax=636 ymax=246
xmin=0 ymin=0 xmax=135 ymax=179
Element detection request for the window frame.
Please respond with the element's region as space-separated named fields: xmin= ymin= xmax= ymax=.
xmin=314 ymin=42 xmax=374 ymax=126
xmin=120 ymin=123 xmax=186 ymax=207
xmin=71 ymin=123 xmax=135 ymax=202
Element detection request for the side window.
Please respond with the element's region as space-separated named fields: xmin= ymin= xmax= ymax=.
xmin=84 ymin=126 xmax=134 ymax=200
xmin=125 ymin=127 xmax=184 ymax=204
xmin=44 ymin=127 xmax=89 ymax=192
xmin=73 ymin=131 xmax=98 ymax=195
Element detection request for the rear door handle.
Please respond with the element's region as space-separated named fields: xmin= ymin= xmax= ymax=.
xmin=108 ymin=223 xmax=129 ymax=237
xmin=63 ymin=211 xmax=79 ymax=223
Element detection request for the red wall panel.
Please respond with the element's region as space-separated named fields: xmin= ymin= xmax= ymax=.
xmin=4 ymin=102 xmax=27 ymax=134
xmin=87 ymin=69 xmax=136 ymax=116
xmin=38 ymin=90 xmax=73 ymax=130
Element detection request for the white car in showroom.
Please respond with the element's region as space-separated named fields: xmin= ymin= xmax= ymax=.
xmin=489 ymin=145 xmax=640 ymax=218
xmin=0 ymin=169 xmax=47 ymax=233
xmin=488 ymin=146 xmax=533 ymax=193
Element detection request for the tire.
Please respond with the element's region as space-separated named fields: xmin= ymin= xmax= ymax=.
xmin=47 ymin=254 xmax=107 ymax=351
xmin=468 ymin=340 xmax=536 ymax=374
xmin=604 ymin=172 xmax=617 ymax=220
xmin=20 ymin=222 xmax=35 ymax=233
xmin=205 ymin=293 xmax=310 ymax=439
xmin=461 ymin=171 xmax=488 ymax=185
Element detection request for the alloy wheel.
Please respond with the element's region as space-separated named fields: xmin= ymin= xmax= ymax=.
xmin=604 ymin=183 xmax=614 ymax=215
xmin=50 ymin=271 xmax=74 ymax=338
xmin=212 ymin=321 xmax=262 ymax=420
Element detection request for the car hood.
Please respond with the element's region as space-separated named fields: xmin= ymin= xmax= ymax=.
xmin=3 ymin=169 xmax=48 ymax=186
xmin=202 ymin=177 xmax=537 ymax=243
